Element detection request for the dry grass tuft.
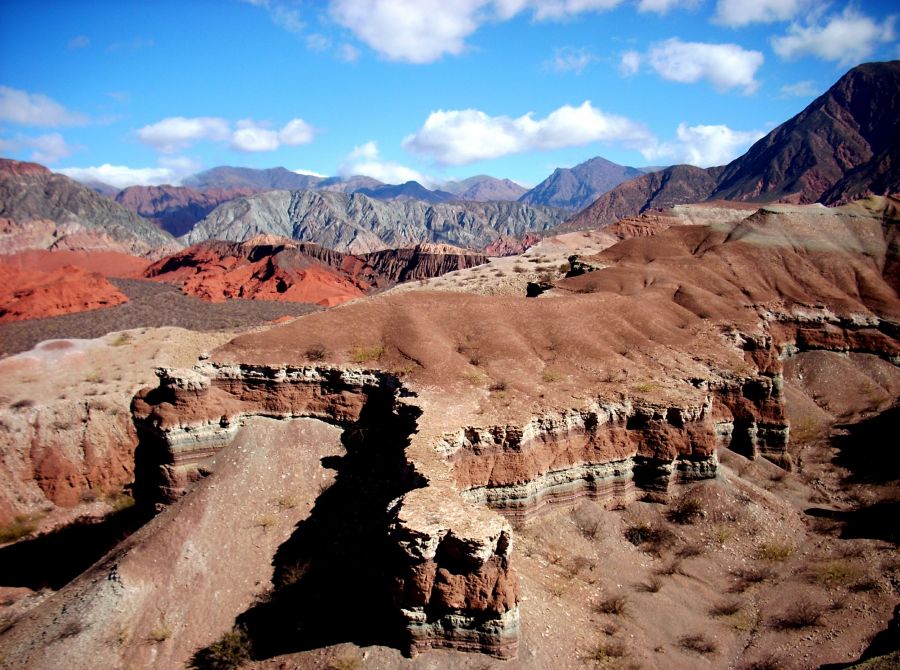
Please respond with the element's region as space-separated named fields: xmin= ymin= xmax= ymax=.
xmin=678 ymin=633 xmax=717 ymax=655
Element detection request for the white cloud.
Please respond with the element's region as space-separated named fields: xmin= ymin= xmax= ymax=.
xmin=244 ymin=0 xmax=305 ymax=33
xmin=231 ymin=120 xmax=280 ymax=152
xmin=340 ymin=141 xmax=430 ymax=185
xmin=58 ymin=164 xmax=182 ymax=189
xmin=714 ymin=0 xmax=818 ymax=27
xmin=279 ymin=118 xmax=315 ymax=145
xmin=637 ymin=0 xmax=700 ymax=14
xmin=545 ymin=47 xmax=595 ymax=74
xmin=306 ymin=33 xmax=331 ymax=52
xmin=642 ymin=122 xmax=765 ymax=167
xmin=0 ymin=86 xmax=88 ymax=127
xmin=137 ymin=116 xmax=230 ymax=153
xmin=403 ymin=101 xmax=651 ymax=165
xmin=0 ymin=133 xmax=77 ymax=164
xmin=647 ymin=38 xmax=764 ymax=94
xmin=772 ymin=7 xmax=896 ymax=65
xmin=294 ymin=168 xmax=328 ymax=178
xmin=338 ymin=43 xmax=361 ymax=62
xmin=68 ymin=35 xmax=90 ymax=49
xmin=619 ymin=50 xmax=641 ymax=76
xmin=779 ymin=80 xmax=819 ymax=98
xmin=329 ymin=0 xmax=625 ymax=64
xmin=137 ymin=115 xmax=316 ymax=153
xmin=158 ymin=155 xmax=202 ymax=174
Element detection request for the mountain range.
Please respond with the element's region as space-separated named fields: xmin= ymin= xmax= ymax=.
xmin=181 ymin=189 xmax=569 ymax=253
xmin=565 ymin=60 xmax=900 ymax=231
xmin=518 ymin=156 xmax=653 ymax=210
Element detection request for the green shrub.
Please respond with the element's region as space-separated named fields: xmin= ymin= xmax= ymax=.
xmin=190 ymin=627 xmax=252 ymax=669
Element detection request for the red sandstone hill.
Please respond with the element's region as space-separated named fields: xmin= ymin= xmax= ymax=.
xmin=144 ymin=237 xmax=488 ymax=307
xmin=0 ymin=263 xmax=129 ymax=323
xmin=0 ymin=249 xmax=150 ymax=278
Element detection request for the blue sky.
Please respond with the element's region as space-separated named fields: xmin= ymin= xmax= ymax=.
xmin=1 ymin=0 xmax=897 ymax=189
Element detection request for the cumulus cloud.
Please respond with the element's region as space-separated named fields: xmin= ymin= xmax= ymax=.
xmin=637 ymin=0 xmax=701 ymax=15
xmin=619 ymin=50 xmax=641 ymax=76
xmin=0 ymin=132 xmax=77 ymax=164
xmin=642 ymin=122 xmax=765 ymax=167
xmin=329 ymin=0 xmax=625 ymax=63
xmin=279 ymin=118 xmax=315 ymax=145
xmin=545 ymin=47 xmax=595 ymax=74
xmin=244 ymin=0 xmax=305 ymax=33
xmin=772 ymin=7 xmax=896 ymax=65
xmin=403 ymin=101 xmax=651 ymax=165
xmin=137 ymin=116 xmax=231 ymax=153
xmin=231 ymin=120 xmax=280 ymax=152
xmin=0 ymin=86 xmax=88 ymax=127
xmin=58 ymin=164 xmax=182 ymax=189
xmin=137 ymin=116 xmax=314 ymax=153
xmin=779 ymin=80 xmax=819 ymax=98
xmin=340 ymin=141 xmax=430 ymax=184
xmin=647 ymin=38 xmax=764 ymax=94
xmin=714 ymin=0 xmax=816 ymax=27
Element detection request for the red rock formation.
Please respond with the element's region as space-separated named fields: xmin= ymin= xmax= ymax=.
xmin=484 ymin=233 xmax=541 ymax=256
xmin=144 ymin=238 xmax=488 ymax=307
xmin=0 ymin=249 xmax=150 ymax=278
xmin=0 ymin=264 xmax=128 ymax=322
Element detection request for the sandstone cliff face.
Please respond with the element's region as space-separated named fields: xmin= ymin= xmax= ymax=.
xmin=182 ymin=189 xmax=569 ymax=253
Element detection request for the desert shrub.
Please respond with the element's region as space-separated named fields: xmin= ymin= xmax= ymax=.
xmin=772 ymin=598 xmax=823 ymax=629
xmin=729 ymin=566 xmax=774 ymax=593
xmin=757 ymin=541 xmax=794 ymax=561
xmin=10 ymin=399 xmax=34 ymax=410
xmin=676 ymin=543 xmax=703 ymax=558
xmin=468 ymin=354 xmax=481 ymax=366
xmin=624 ymin=522 xmax=676 ymax=554
xmin=709 ymin=599 xmax=742 ymax=616
xmin=586 ymin=640 xmax=629 ymax=664
xmin=809 ymin=560 xmax=864 ymax=586
xmin=304 ymin=344 xmax=327 ymax=361
xmin=572 ymin=503 xmax=604 ymax=540
xmin=190 ymin=627 xmax=252 ymax=670
xmin=668 ymin=496 xmax=704 ymax=524
xmin=678 ymin=633 xmax=717 ymax=655
xmin=105 ymin=492 xmax=135 ymax=514
xmin=637 ymin=575 xmax=664 ymax=593
xmin=709 ymin=523 xmax=737 ymax=544
xmin=742 ymin=653 xmax=783 ymax=670
xmin=655 ymin=559 xmax=685 ymax=576
xmin=512 ymin=265 xmax=527 ymax=273
xmin=0 ymin=515 xmax=38 ymax=543
xmin=488 ymin=379 xmax=508 ymax=392
xmin=326 ymin=653 xmax=363 ymax=670
xmin=575 ymin=281 xmax=599 ymax=294
xmin=558 ymin=262 xmax=571 ymax=273
xmin=148 ymin=624 xmax=172 ymax=643
xmin=631 ymin=381 xmax=659 ymax=394
xmin=595 ymin=595 xmax=628 ymax=616
xmin=110 ymin=333 xmax=132 ymax=346
xmin=349 ymin=344 xmax=384 ymax=363
xmin=849 ymin=578 xmax=881 ymax=593
xmin=541 ymin=370 xmax=562 ymax=383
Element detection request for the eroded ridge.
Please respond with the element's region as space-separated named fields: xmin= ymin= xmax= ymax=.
xmin=131 ymin=362 xmax=520 ymax=658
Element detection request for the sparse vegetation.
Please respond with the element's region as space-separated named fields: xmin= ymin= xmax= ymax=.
xmin=709 ymin=599 xmax=742 ymax=616
xmin=349 ymin=344 xmax=384 ymax=363
xmin=809 ymin=559 xmax=864 ymax=586
xmin=637 ymin=575 xmax=664 ymax=593
xmin=105 ymin=492 xmax=136 ymax=514
xmin=676 ymin=542 xmax=703 ymax=558
xmin=595 ymin=595 xmax=628 ymax=616
xmin=757 ymin=541 xmax=794 ymax=561
xmin=148 ymin=623 xmax=172 ymax=643
xmin=631 ymin=381 xmax=659 ymax=394
xmin=771 ymin=598 xmax=823 ymax=629
xmin=623 ymin=522 xmax=676 ymax=555
xmin=304 ymin=343 xmax=328 ymax=361
xmin=326 ymin=652 xmax=363 ymax=670
xmin=678 ymin=633 xmax=717 ymax=655
xmin=110 ymin=332 xmax=132 ymax=346
xmin=742 ymin=653 xmax=783 ymax=670
xmin=488 ymin=379 xmax=508 ymax=392
xmin=586 ymin=640 xmax=629 ymax=665
xmin=254 ymin=515 xmax=276 ymax=532
xmin=190 ymin=626 xmax=252 ymax=670
xmin=730 ymin=566 xmax=774 ymax=593
xmin=668 ymin=496 xmax=704 ymax=524
xmin=10 ymin=399 xmax=34 ymax=410
xmin=0 ymin=514 xmax=39 ymax=543
xmin=541 ymin=370 xmax=562 ymax=383
xmin=709 ymin=523 xmax=736 ymax=544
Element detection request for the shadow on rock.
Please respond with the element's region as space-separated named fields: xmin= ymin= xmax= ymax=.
xmin=213 ymin=393 xmax=424 ymax=661
xmin=0 ymin=504 xmax=153 ymax=590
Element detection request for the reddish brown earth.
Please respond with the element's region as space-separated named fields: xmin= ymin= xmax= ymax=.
xmin=145 ymin=237 xmax=488 ymax=307
xmin=0 ymin=264 xmax=129 ymax=323
xmin=484 ymin=232 xmax=542 ymax=256
xmin=0 ymin=198 xmax=897 ymax=669
xmin=0 ymin=249 xmax=150 ymax=278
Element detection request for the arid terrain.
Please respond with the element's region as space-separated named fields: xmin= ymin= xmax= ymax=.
xmin=0 ymin=50 xmax=898 ymax=670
